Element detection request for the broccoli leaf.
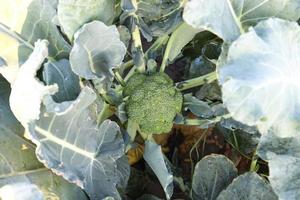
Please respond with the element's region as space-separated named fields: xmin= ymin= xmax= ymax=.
xmin=0 ymin=75 xmax=88 ymax=200
xmin=0 ymin=0 xmax=70 ymax=83
xmin=164 ymin=22 xmax=200 ymax=63
xmin=0 ymin=75 xmax=43 ymax=173
xmin=0 ymin=171 xmax=89 ymax=200
xmin=57 ymin=0 xmax=115 ymax=40
xmin=258 ymin=132 xmax=300 ymax=199
xmin=137 ymin=0 xmax=183 ymax=37
xmin=29 ymin=87 xmax=129 ymax=200
xmin=218 ymin=18 xmax=300 ymax=137
xmin=43 ymin=59 xmax=81 ymax=103
xmin=184 ymin=94 xmax=214 ymax=118
xmin=216 ymin=172 xmax=278 ymax=200
xmin=218 ymin=119 xmax=261 ymax=155
xmin=183 ymin=0 xmax=300 ymax=42
xmin=70 ymin=21 xmax=126 ymax=81
xmin=143 ymin=141 xmax=173 ymax=200
xmin=192 ymin=155 xmax=237 ymax=200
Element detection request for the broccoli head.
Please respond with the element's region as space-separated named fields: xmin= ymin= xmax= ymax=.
xmin=124 ymin=72 xmax=183 ymax=134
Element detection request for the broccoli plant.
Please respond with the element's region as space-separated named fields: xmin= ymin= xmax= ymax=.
xmin=0 ymin=0 xmax=300 ymax=199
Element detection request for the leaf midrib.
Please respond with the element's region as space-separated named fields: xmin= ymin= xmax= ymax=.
xmin=35 ymin=126 xmax=95 ymax=159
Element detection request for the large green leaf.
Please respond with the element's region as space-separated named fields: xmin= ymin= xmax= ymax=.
xmin=217 ymin=172 xmax=278 ymax=200
xmin=183 ymin=0 xmax=300 ymax=42
xmin=0 ymin=75 xmax=88 ymax=200
xmin=70 ymin=21 xmax=126 ymax=81
xmin=192 ymin=154 xmax=237 ymax=200
xmin=258 ymin=133 xmax=300 ymax=199
xmin=218 ymin=18 xmax=300 ymax=137
xmin=2 ymin=39 xmax=129 ymax=199
xmin=29 ymin=87 xmax=129 ymax=200
xmin=57 ymin=0 xmax=115 ymax=40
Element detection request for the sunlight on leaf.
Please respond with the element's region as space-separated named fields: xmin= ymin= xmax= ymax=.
xmin=0 ymin=183 xmax=43 ymax=200
xmin=219 ymin=18 xmax=300 ymax=137
xmin=29 ymin=87 xmax=129 ymax=200
xmin=258 ymin=132 xmax=300 ymax=199
xmin=183 ymin=0 xmax=300 ymax=42
xmin=9 ymin=39 xmax=58 ymax=128
xmin=0 ymin=0 xmax=70 ymax=83
xmin=0 ymin=75 xmax=88 ymax=200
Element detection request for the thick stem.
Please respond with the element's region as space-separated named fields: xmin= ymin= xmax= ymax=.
xmin=113 ymin=69 xmax=126 ymax=86
xmin=123 ymin=60 xmax=134 ymax=70
xmin=176 ymin=71 xmax=217 ymax=91
xmin=179 ymin=113 xmax=231 ymax=126
xmin=124 ymin=65 xmax=137 ymax=82
xmin=160 ymin=25 xmax=180 ymax=73
xmin=96 ymin=102 xmax=115 ymax=125
xmin=131 ymin=14 xmax=146 ymax=73
xmin=122 ymin=34 xmax=169 ymax=81
xmin=250 ymin=149 xmax=259 ymax=172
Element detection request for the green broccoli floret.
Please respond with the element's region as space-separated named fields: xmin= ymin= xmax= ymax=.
xmin=124 ymin=72 xmax=183 ymax=135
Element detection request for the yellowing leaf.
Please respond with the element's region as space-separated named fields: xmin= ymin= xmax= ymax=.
xmin=127 ymin=144 xmax=144 ymax=165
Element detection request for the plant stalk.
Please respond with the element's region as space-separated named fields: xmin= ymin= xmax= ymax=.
xmin=131 ymin=11 xmax=146 ymax=73
xmin=179 ymin=113 xmax=231 ymax=126
xmin=176 ymin=71 xmax=217 ymax=91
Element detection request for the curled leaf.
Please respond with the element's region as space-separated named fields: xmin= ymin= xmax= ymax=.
xmin=9 ymin=39 xmax=58 ymax=128
xmin=143 ymin=141 xmax=173 ymax=200
xmin=70 ymin=21 xmax=126 ymax=81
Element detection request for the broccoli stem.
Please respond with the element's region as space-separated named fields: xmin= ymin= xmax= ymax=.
xmin=96 ymin=102 xmax=115 ymax=125
xmin=122 ymin=35 xmax=169 ymax=82
xmin=131 ymin=9 xmax=146 ymax=73
xmin=122 ymin=60 xmax=134 ymax=71
xmin=124 ymin=65 xmax=138 ymax=82
xmin=176 ymin=71 xmax=217 ymax=91
xmin=112 ymin=69 xmax=125 ymax=86
xmin=179 ymin=113 xmax=231 ymax=126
